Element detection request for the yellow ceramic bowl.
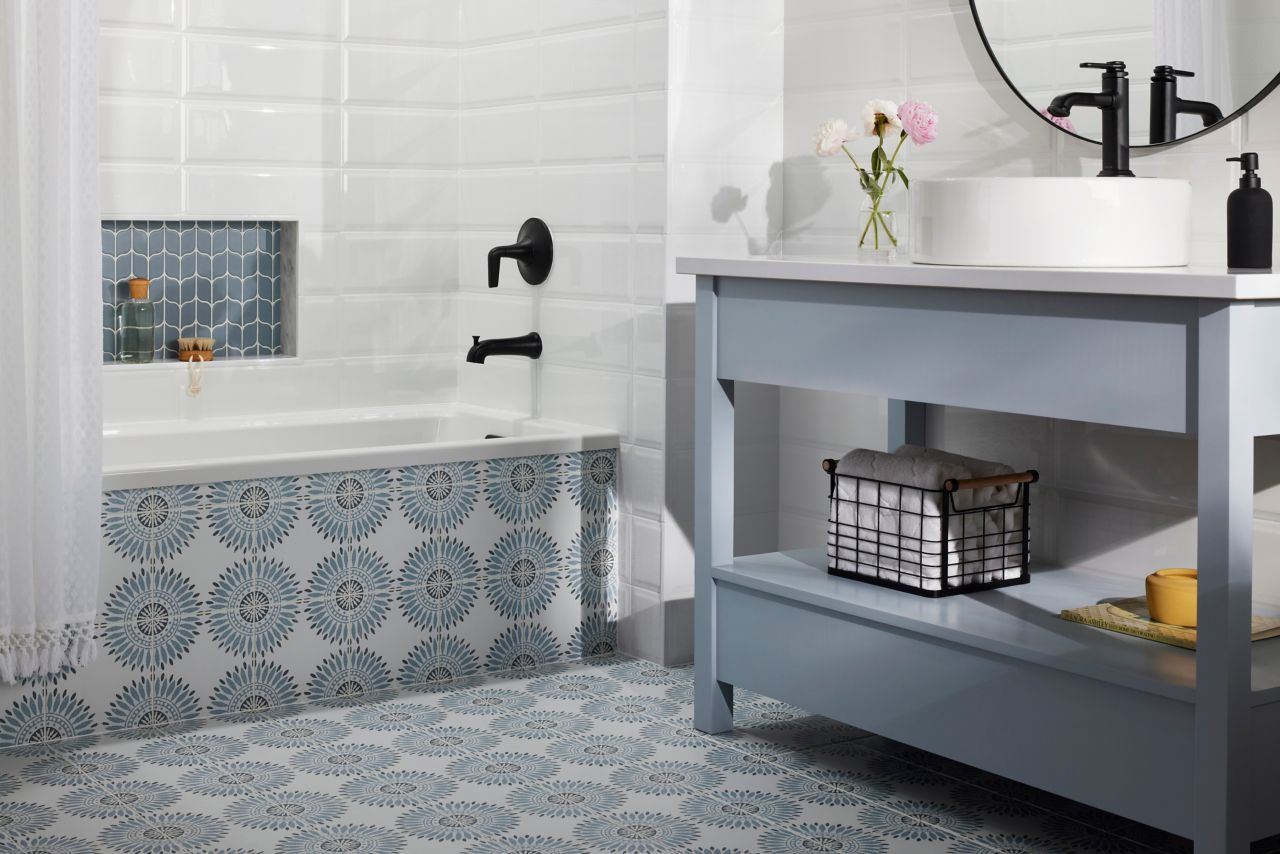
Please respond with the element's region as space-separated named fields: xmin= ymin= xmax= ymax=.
xmin=1145 ymin=568 xmax=1198 ymax=627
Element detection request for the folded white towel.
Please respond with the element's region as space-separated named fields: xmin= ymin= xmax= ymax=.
xmin=893 ymin=444 xmax=1019 ymax=507
xmin=835 ymin=447 xmax=972 ymax=492
xmin=894 ymin=445 xmax=1024 ymax=582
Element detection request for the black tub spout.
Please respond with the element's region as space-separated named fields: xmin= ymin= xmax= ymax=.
xmin=466 ymin=332 xmax=543 ymax=364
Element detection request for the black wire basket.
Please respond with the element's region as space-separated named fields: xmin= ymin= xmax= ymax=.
xmin=823 ymin=458 xmax=1039 ymax=597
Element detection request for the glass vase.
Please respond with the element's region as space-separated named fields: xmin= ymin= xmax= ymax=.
xmin=858 ymin=170 xmax=906 ymax=259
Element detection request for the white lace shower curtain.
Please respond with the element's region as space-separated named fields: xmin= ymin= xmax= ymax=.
xmin=0 ymin=1 xmax=101 ymax=682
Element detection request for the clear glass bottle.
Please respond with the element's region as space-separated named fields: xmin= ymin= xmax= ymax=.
xmin=117 ymin=277 xmax=155 ymax=363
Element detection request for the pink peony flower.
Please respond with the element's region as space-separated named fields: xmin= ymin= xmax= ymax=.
xmin=897 ymin=99 xmax=938 ymax=146
xmin=1039 ymin=108 xmax=1076 ymax=133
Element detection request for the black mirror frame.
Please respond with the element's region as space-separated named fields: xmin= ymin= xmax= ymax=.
xmin=968 ymin=0 xmax=1280 ymax=150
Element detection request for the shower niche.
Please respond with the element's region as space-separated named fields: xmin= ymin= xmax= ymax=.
xmin=101 ymin=219 xmax=298 ymax=363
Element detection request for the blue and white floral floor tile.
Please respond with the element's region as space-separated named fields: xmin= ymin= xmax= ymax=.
xmin=0 ymin=655 xmax=1231 ymax=853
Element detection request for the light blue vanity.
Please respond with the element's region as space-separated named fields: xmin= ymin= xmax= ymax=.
xmin=681 ymin=255 xmax=1280 ymax=853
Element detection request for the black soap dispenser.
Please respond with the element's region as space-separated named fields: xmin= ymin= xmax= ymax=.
xmin=1226 ymin=152 xmax=1273 ymax=269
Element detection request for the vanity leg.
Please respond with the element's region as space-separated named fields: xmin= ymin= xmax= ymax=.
xmin=888 ymin=400 xmax=926 ymax=449
xmin=1194 ymin=302 xmax=1254 ymax=854
xmin=695 ymin=275 xmax=734 ymax=734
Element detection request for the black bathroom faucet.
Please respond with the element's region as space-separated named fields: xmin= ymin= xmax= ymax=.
xmin=466 ymin=332 xmax=543 ymax=364
xmin=1149 ymin=66 xmax=1224 ymax=145
xmin=1047 ymin=61 xmax=1135 ymax=177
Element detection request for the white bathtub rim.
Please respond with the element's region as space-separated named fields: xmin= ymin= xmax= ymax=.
xmin=104 ymin=402 xmax=510 ymax=437
xmin=101 ymin=405 xmax=619 ymax=491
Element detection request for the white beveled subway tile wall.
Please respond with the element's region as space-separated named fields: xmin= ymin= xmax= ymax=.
xmin=655 ymin=0 xmax=786 ymax=664
xmin=453 ymin=2 xmax=668 ymax=660
xmin=99 ymin=0 xmax=462 ymax=420
xmin=778 ymin=0 xmax=1280 ymax=606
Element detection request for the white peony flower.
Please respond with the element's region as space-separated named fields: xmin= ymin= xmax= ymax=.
xmin=814 ymin=118 xmax=856 ymax=157
xmin=861 ymin=99 xmax=902 ymax=136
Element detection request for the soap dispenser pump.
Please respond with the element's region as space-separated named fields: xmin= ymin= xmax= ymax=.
xmin=1226 ymin=152 xmax=1273 ymax=269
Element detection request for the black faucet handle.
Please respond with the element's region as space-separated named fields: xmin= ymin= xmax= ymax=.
xmin=1153 ymin=65 xmax=1195 ymax=78
xmin=488 ymin=242 xmax=527 ymax=288
xmin=487 ymin=218 xmax=554 ymax=288
xmin=1081 ymin=61 xmax=1127 ymax=74
xmin=472 ymin=335 xmax=481 ymax=347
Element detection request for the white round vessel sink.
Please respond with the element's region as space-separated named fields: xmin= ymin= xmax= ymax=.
xmin=910 ymin=177 xmax=1191 ymax=268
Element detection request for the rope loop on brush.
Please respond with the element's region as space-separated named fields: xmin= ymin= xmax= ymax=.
xmin=186 ymin=354 xmax=206 ymax=397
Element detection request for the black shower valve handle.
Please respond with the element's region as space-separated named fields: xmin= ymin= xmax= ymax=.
xmin=487 ymin=241 xmax=530 ymax=288
xmin=487 ymin=218 xmax=554 ymax=288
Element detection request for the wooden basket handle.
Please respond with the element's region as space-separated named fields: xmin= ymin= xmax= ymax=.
xmin=944 ymin=471 xmax=1039 ymax=492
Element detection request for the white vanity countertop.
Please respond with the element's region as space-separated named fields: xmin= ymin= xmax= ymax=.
xmin=675 ymin=255 xmax=1280 ymax=300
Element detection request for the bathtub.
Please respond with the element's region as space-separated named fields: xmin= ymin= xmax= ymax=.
xmin=0 ymin=405 xmax=619 ymax=750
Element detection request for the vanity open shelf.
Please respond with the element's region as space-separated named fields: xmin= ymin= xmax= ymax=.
xmin=715 ymin=549 xmax=1280 ymax=704
xmin=681 ymin=255 xmax=1280 ymax=853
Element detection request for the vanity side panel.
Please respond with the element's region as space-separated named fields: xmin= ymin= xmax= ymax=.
xmin=715 ymin=278 xmax=1195 ymax=433
xmin=716 ymin=581 xmax=1195 ymax=836
xmin=1246 ymin=301 xmax=1280 ymax=437
xmin=1250 ymin=701 xmax=1280 ymax=840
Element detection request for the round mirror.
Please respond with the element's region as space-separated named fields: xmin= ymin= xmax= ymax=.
xmin=969 ymin=0 xmax=1280 ymax=148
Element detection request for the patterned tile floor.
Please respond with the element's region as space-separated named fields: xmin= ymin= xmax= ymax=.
xmin=0 ymin=655 xmax=1264 ymax=853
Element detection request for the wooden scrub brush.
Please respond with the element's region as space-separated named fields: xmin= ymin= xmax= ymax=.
xmin=177 ymin=337 xmax=214 ymax=362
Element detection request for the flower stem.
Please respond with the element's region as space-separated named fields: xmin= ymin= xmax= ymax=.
xmin=878 ymin=210 xmax=897 ymax=246
xmin=861 ymin=190 xmax=899 ymax=249
xmin=858 ymin=205 xmax=875 ymax=245
xmin=841 ymin=145 xmax=863 ymax=173
xmin=885 ymin=134 xmax=907 ymax=172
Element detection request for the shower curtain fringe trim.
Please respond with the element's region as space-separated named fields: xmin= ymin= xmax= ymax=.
xmin=0 ymin=623 xmax=97 ymax=684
